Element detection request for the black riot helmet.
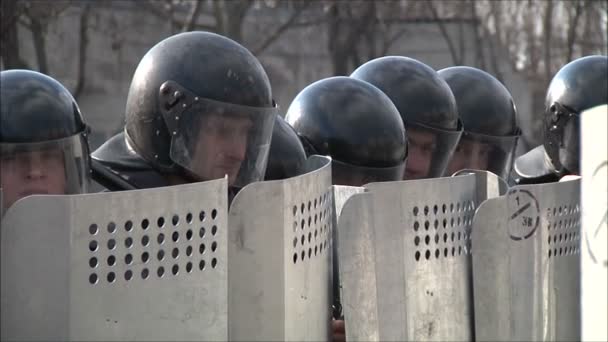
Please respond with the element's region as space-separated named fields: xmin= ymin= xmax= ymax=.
xmin=124 ymin=31 xmax=277 ymax=188
xmin=438 ymin=66 xmax=520 ymax=179
xmin=264 ymin=115 xmax=307 ymax=181
xmin=350 ymin=56 xmax=462 ymax=179
xmin=285 ymin=76 xmax=407 ymax=186
xmin=542 ymin=55 xmax=608 ymax=175
xmin=1 ymin=69 xmax=90 ymax=210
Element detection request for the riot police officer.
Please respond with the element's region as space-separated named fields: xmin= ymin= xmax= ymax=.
xmin=264 ymin=114 xmax=307 ymax=181
xmin=285 ymin=75 xmax=407 ymax=342
xmin=350 ymin=56 xmax=462 ymax=180
xmin=1 ymin=70 xmax=91 ymax=212
xmin=285 ymin=76 xmax=408 ymax=186
xmin=513 ymin=55 xmax=608 ymax=184
xmin=91 ymin=31 xmax=277 ymax=193
xmin=438 ymin=66 xmax=521 ymax=180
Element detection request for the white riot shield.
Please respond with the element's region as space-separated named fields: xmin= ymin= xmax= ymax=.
xmin=338 ymin=174 xmax=500 ymax=341
xmin=330 ymin=185 xmax=365 ymax=319
xmin=1 ymin=179 xmax=228 ymax=341
xmin=472 ymin=178 xmax=581 ymax=341
xmin=228 ymin=155 xmax=332 ymax=341
xmin=581 ymin=105 xmax=607 ymax=342
xmin=452 ymin=169 xmax=509 ymax=200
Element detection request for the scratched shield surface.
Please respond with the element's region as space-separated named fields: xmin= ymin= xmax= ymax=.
xmin=472 ymin=178 xmax=581 ymax=341
xmin=338 ymin=175 xmax=482 ymax=341
xmin=228 ymin=155 xmax=332 ymax=342
xmin=1 ymin=179 xmax=229 ymax=341
xmin=580 ymin=105 xmax=607 ymax=342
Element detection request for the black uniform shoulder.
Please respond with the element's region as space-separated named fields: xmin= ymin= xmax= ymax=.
xmin=91 ymin=132 xmax=169 ymax=190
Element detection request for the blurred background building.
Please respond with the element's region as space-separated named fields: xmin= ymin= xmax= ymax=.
xmin=2 ymin=0 xmax=607 ymax=154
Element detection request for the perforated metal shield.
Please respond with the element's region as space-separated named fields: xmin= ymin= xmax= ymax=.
xmin=338 ymin=174 xmax=487 ymax=341
xmin=1 ymin=179 xmax=228 ymax=341
xmin=228 ymin=155 xmax=332 ymax=341
xmin=472 ymin=179 xmax=581 ymax=341
xmin=330 ymin=185 xmax=365 ymax=319
xmin=452 ymin=169 xmax=508 ymax=200
xmin=580 ymin=105 xmax=607 ymax=341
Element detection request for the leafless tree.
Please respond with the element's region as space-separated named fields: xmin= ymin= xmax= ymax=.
xmin=0 ymin=0 xmax=29 ymax=69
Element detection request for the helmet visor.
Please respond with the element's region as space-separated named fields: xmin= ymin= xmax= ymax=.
xmin=445 ymin=131 xmax=519 ymax=179
xmin=544 ymin=102 xmax=581 ymax=173
xmin=404 ymin=121 xmax=462 ymax=179
xmin=331 ymin=158 xmax=406 ymax=186
xmin=160 ymin=81 xmax=277 ymax=187
xmin=0 ymin=134 xmax=90 ymax=210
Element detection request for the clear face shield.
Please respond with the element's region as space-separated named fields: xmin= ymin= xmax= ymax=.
xmin=445 ymin=131 xmax=519 ymax=180
xmin=404 ymin=121 xmax=463 ymax=180
xmin=159 ymin=81 xmax=277 ymax=188
xmin=0 ymin=134 xmax=90 ymax=211
xmin=331 ymin=158 xmax=406 ymax=187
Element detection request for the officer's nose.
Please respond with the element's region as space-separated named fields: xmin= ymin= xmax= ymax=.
xmin=225 ymin=133 xmax=247 ymax=161
xmin=468 ymin=145 xmax=484 ymax=170
xmin=468 ymin=154 xmax=482 ymax=170
xmin=405 ymin=149 xmax=427 ymax=179
xmin=25 ymin=152 xmax=46 ymax=180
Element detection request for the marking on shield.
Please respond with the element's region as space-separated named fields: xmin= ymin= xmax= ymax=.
xmin=508 ymin=189 xmax=540 ymax=241
xmin=585 ymin=161 xmax=608 ymax=266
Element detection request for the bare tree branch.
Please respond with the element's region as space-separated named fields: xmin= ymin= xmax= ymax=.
xmin=224 ymin=0 xmax=253 ymax=42
xmin=381 ymin=26 xmax=408 ymax=55
xmin=141 ymin=0 xmax=214 ymax=32
xmin=566 ymin=0 xmax=584 ymax=62
xmin=0 ymin=0 xmax=29 ymax=69
xmin=525 ymin=2 xmax=539 ymax=74
xmin=0 ymin=0 xmax=26 ymax=32
xmin=426 ymin=0 xmax=461 ymax=65
xmin=183 ymin=0 xmax=202 ymax=32
xmin=28 ymin=15 xmax=48 ymax=74
xmin=252 ymin=1 xmax=311 ymax=55
xmin=74 ymin=3 xmax=91 ymax=100
xmin=469 ymin=0 xmax=486 ymax=69
xmin=543 ymin=0 xmax=554 ymax=79
xmin=212 ymin=0 xmax=225 ymax=34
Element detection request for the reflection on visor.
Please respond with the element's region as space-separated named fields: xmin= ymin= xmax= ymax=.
xmin=159 ymin=81 xmax=277 ymax=187
xmin=545 ymin=101 xmax=581 ymax=172
xmin=0 ymin=134 xmax=89 ymax=211
xmin=446 ymin=131 xmax=519 ymax=179
xmin=331 ymin=158 xmax=406 ymax=186
xmin=404 ymin=122 xmax=462 ymax=180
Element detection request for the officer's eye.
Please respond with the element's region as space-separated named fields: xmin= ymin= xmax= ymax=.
xmin=40 ymin=149 xmax=63 ymax=161
xmin=1 ymin=152 xmax=17 ymax=162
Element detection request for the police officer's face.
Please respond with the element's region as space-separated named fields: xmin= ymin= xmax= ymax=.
xmin=1 ymin=148 xmax=67 ymax=211
xmin=404 ymin=129 xmax=436 ymax=180
xmin=446 ymin=139 xmax=491 ymax=175
xmin=192 ymin=114 xmax=252 ymax=185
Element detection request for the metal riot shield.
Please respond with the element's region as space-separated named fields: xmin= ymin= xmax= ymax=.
xmin=228 ymin=155 xmax=332 ymax=341
xmin=581 ymin=105 xmax=607 ymax=342
xmin=452 ymin=169 xmax=509 ymax=200
xmin=472 ymin=178 xmax=581 ymax=341
xmin=330 ymin=185 xmax=365 ymax=319
xmin=1 ymin=178 xmax=229 ymax=341
xmin=338 ymin=174 xmax=492 ymax=341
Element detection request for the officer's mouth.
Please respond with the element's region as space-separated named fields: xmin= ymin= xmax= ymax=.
xmin=217 ymin=162 xmax=241 ymax=174
xmin=20 ymin=189 xmax=49 ymax=197
xmin=404 ymin=169 xmax=423 ymax=180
